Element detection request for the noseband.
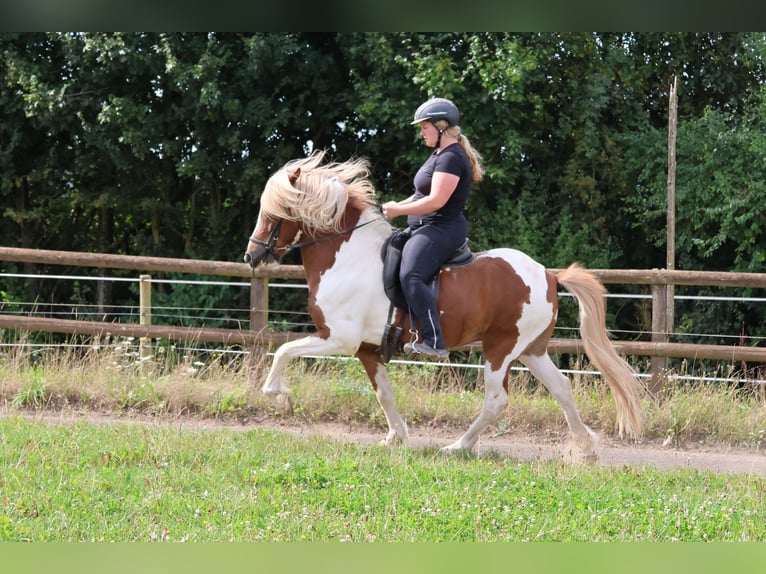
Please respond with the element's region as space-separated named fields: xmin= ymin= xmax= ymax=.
xmin=248 ymin=220 xmax=284 ymax=261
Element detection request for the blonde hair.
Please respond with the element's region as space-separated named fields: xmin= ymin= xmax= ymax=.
xmin=433 ymin=120 xmax=485 ymax=183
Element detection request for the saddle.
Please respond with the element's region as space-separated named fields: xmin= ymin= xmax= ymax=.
xmin=377 ymin=228 xmax=476 ymax=362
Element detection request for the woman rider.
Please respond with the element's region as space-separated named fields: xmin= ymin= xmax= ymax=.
xmin=382 ymin=97 xmax=485 ymax=359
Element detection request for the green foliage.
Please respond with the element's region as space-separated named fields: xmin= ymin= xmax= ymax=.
xmin=0 ymin=285 xmax=23 ymax=315
xmin=139 ymin=272 xmax=247 ymax=329
xmin=627 ymin=106 xmax=766 ymax=271
xmin=623 ymin=88 xmax=766 ymax=341
xmin=3 ymin=33 xmax=766 ymax=341
xmin=11 ymin=366 xmax=47 ymax=409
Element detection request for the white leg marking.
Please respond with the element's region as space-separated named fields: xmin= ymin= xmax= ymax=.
xmin=262 ymin=335 xmax=357 ymax=395
xmin=521 ymin=353 xmax=599 ymax=461
xmin=441 ymin=359 xmax=509 ymax=453
xmin=371 ymin=362 xmax=409 ymax=446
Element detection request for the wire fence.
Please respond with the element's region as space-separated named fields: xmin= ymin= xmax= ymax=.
xmin=5 ymin=271 xmax=766 ymax=342
xmin=2 ymin=271 xmax=766 ymax=385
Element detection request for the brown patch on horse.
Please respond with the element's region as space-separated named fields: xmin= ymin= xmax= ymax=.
xmin=356 ymin=343 xmax=385 ymax=390
xmin=273 ymin=219 xmax=300 ymax=256
xmin=288 ymin=167 xmax=301 ymax=186
xmin=437 ymin=255 xmax=532 ymax=371
xmin=521 ymin=270 xmax=559 ymax=357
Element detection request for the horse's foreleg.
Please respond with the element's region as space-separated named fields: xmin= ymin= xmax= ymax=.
xmin=521 ymin=353 xmax=599 ymax=461
xmin=442 ymin=360 xmax=510 ymax=453
xmin=356 ymin=348 xmax=410 ymax=446
xmin=262 ymin=335 xmax=352 ymax=395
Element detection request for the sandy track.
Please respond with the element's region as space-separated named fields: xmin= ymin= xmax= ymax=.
xmin=7 ymin=408 xmax=765 ymax=475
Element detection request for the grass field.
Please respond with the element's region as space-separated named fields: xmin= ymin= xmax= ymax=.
xmin=1 ymin=415 xmax=765 ymax=542
xmin=1 ymin=338 xmax=766 ymax=542
xmin=2 ymin=336 xmax=766 ymax=448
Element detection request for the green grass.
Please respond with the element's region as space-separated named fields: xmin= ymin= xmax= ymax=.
xmin=1 ymin=416 xmax=764 ymax=542
xmin=2 ymin=337 xmax=766 ymax=542
xmin=2 ymin=336 xmax=766 ymax=449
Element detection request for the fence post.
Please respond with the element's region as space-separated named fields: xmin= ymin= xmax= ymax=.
xmin=248 ymin=277 xmax=270 ymax=383
xmin=650 ymin=282 xmax=668 ymax=397
xmin=250 ymin=277 xmax=269 ymax=331
xmin=139 ymin=274 xmax=152 ymax=360
xmin=654 ymin=77 xmax=678 ymax=399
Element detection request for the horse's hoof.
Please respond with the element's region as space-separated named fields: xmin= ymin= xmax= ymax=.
xmin=562 ymin=443 xmax=600 ymax=464
xmin=379 ymin=433 xmax=408 ymax=447
xmin=271 ymin=394 xmax=294 ymax=415
xmin=581 ymin=452 xmax=599 ymax=464
xmin=262 ymin=384 xmax=292 ymax=395
xmin=439 ymin=443 xmax=471 ymax=455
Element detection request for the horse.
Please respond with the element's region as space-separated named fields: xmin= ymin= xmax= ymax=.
xmin=243 ymin=150 xmax=645 ymax=459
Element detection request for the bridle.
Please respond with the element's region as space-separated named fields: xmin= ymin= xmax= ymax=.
xmin=247 ymin=220 xmax=284 ymax=261
xmin=247 ymin=215 xmax=384 ymax=262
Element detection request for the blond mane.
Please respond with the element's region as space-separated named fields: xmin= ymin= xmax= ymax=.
xmin=260 ymin=150 xmax=379 ymax=235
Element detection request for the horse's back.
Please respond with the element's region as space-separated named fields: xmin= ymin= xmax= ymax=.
xmin=481 ymin=247 xmax=549 ymax=279
xmin=464 ymin=248 xmax=554 ymax=296
xmin=438 ymin=247 xmax=558 ymax=349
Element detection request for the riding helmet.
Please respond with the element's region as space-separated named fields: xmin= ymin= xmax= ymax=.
xmin=411 ymin=97 xmax=460 ymax=127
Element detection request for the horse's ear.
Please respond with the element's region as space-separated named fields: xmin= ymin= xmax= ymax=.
xmin=288 ymin=167 xmax=301 ymax=186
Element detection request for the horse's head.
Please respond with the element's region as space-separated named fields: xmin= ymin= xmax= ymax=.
xmin=244 ymin=168 xmax=303 ymax=268
xmin=244 ymin=152 xmax=380 ymax=268
xmin=244 ymin=215 xmax=279 ymax=267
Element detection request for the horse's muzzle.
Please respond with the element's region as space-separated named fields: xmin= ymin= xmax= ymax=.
xmin=244 ymin=248 xmax=277 ymax=268
xmin=243 ymin=250 xmax=261 ymax=268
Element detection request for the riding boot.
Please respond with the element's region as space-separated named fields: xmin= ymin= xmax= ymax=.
xmin=419 ymin=308 xmax=446 ymax=350
xmin=404 ymin=308 xmax=449 ymax=359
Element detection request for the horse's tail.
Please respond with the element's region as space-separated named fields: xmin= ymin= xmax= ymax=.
xmin=556 ymin=263 xmax=645 ymax=439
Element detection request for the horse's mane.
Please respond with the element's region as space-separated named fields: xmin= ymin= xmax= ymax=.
xmin=260 ymin=150 xmax=379 ymax=235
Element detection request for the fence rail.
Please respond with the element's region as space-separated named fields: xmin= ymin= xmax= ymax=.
xmin=3 ymin=246 xmax=766 ymax=373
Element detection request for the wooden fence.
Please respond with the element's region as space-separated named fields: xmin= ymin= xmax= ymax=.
xmin=3 ymin=246 xmax=766 ymax=387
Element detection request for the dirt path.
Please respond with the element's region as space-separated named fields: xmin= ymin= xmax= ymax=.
xmin=263 ymin=420 xmax=766 ymax=475
xmin=8 ymin=408 xmax=766 ymax=475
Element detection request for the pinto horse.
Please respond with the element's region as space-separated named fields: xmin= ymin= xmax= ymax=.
xmin=244 ymin=151 xmax=644 ymax=458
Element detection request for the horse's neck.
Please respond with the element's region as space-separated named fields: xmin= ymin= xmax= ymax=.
xmin=300 ymin=207 xmax=385 ymax=280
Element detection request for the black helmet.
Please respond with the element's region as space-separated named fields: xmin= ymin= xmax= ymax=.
xmin=411 ymin=97 xmax=460 ymax=127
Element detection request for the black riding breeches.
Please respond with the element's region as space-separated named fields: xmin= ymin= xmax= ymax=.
xmin=399 ymin=216 xmax=467 ymax=349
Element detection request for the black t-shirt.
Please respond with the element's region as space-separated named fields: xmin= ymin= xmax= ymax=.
xmin=408 ymin=143 xmax=472 ymax=227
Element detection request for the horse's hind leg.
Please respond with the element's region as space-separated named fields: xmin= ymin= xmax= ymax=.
xmin=441 ymin=360 xmax=509 ymax=453
xmin=520 ymin=352 xmax=599 ymax=461
xmin=356 ymin=348 xmax=410 ymax=446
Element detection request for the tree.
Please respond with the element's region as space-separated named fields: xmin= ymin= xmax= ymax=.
xmin=3 ymin=32 xmax=766 ymax=342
